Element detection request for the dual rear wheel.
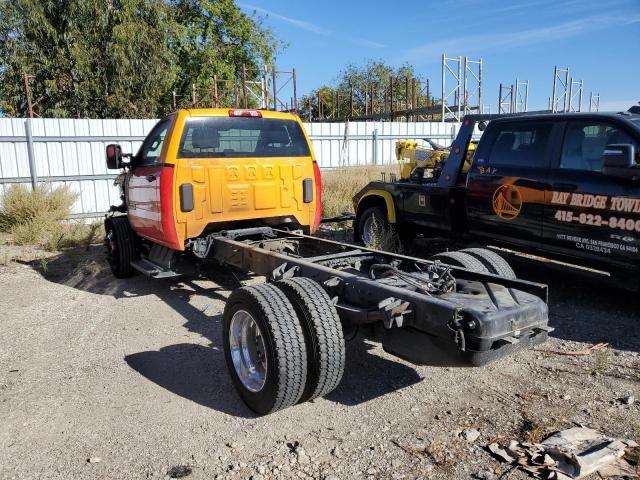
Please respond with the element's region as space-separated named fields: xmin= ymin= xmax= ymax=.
xmin=223 ymin=278 xmax=345 ymax=415
xmin=430 ymin=248 xmax=516 ymax=278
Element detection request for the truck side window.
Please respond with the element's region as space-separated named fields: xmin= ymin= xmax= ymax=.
xmin=560 ymin=122 xmax=637 ymax=172
xmin=488 ymin=123 xmax=551 ymax=167
xmin=135 ymin=119 xmax=171 ymax=166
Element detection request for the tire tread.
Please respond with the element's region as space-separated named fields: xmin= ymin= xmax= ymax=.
xmin=108 ymin=217 xmax=136 ymax=278
xmin=430 ymin=250 xmax=490 ymax=273
xmin=461 ymin=248 xmax=517 ymax=279
xmin=276 ymin=278 xmax=345 ymax=402
xmin=225 ymin=284 xmax=307 ymax=413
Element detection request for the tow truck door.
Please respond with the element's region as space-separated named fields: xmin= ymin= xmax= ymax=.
xmin=544 ymin=120 xmax=640 ymax=271
xmin=466 ymin=120 xmax=559 ymax=248
xmin=127 ymin=118 xmax=172 ymax=243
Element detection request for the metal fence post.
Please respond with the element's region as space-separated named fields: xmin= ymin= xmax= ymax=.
xmin=372 ymin=129 xmax=378 ymax=165
xmin=25 ymin=118 xmax=38 ymax=190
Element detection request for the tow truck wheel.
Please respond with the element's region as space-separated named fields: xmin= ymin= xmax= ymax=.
xmin=223 ymin=284 xmax=307 ymax=414
xmin=105 ymin=217 xmax=137 ymax=278
xmin=356 ymin=205 xmax=407 ymax=251
xmin=275 ymin=278 xmax=345 ymax=402
xmin=461 ymin=248 xmax=516 ymax=279
xmin=429 ymin=251 xmax=490 ymax=273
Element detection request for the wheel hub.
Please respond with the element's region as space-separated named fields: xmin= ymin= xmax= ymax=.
xmin=229 ymin=310 xmax=267 ymax=392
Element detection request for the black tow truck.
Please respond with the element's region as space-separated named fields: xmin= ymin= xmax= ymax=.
xmin=354 ymin=107 xmax=640 ymax=283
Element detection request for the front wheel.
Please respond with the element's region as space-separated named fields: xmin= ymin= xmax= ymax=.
xmin=223 ymin=284 xmax=308 ymax=415
xmin=356 ymin=206 xmax=407 ymax=252
xmin=105 ymin=216 xmax=137 ymax=278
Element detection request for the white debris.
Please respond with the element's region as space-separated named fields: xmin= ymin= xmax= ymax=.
xmin=487 ymin=427 xmax=638 ymax=479
xmin=461 ymin=428 xmax=481 ymax=443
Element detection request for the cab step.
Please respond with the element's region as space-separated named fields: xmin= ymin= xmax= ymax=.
xmin=130 ymin=258 xmax=180 ymax=278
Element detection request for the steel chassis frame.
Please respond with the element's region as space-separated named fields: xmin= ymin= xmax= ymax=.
xmin=203 ymin=227 xmax=551 ymax=367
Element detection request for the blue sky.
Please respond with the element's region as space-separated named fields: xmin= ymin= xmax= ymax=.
xmin=239 ymin=0 xmax=640 ymax=112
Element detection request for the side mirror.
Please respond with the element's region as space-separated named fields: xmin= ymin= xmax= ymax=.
xmin=106 ymin=144 xmax=123 ymax=170
xmin=602 ymin=144 xmax=639 ymax=178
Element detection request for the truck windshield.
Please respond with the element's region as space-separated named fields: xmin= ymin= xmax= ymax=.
xmin=178 ymin=117 xmax=311 ymax=158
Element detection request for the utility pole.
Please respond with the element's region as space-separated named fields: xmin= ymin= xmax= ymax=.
xmin=242 ymin=65 xmax=248 ymax=108
xmin=23 ymin=72 xmax=34 ymax=118
xmin=213 ymin=75 xmax=218 ymax=107
xmin=389 ymin=76 xmax=395 ymax=121
xmin=292 ymin=67 xmax=298 ymax=114
xmin=272 ymin=68 xmax=277 ymax=110
xmin=349 ymin=82 xmax=354 ymax=118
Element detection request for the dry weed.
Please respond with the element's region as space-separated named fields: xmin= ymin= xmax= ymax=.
xmin=321 ymin=165 xmax=398 ymax=218
xmin=0 ymin=184 xmax=102 ymax=251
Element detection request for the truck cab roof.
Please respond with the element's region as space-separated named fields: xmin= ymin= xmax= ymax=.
xmin=180 ymin=107 xmax=302 ymax=122
xmin=467 ymin=108 xmax=640 ymax=130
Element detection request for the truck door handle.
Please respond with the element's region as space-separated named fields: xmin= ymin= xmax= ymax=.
xmin=145 ymin=174 xmax=156 ymax=182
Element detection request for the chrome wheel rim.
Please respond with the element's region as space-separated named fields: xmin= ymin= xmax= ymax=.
xmin=229 ymin=310 xmax=267 ymax=392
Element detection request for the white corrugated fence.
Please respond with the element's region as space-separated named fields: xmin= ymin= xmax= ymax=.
xmin=0 ymin=117 xmax=460 ymax=218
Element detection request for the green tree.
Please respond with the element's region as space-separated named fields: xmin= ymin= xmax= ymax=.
xmin=0 ymin=0 xmax=278 ymax=118
xmin=172 ymin=0 xmax=279 ymax=109
xmin=301 ymin=60 xmax=437 ymax=121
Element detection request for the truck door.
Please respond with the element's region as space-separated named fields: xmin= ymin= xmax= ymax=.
xmin=544 ymin=120 xmax=640 ymax=271
xmin=127 ymin=118 xmax=172 ymax=243
xmin=466 ymin=121 xmax=558 ymax=249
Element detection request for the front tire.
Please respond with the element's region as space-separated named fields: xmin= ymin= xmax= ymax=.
xmin=223 ymin=284 xmax=307 ymax=415
xmin=105 ymin=216 xmax=137 ymax=278
xmin=355 ymin=205 xmax=407 ymax=252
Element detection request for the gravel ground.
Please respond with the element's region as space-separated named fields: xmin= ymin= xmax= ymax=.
xmin=0 ymin=233 xmax=638 ymax=480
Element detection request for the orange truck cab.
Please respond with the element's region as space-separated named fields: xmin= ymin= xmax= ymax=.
xmin=107 ymin=108 xmax=320 ymax=250
xmin=105 ymin=108 xmax=321 ymax=277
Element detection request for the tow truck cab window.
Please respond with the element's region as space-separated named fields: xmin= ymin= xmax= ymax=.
xmin=178 ymin=117 xmax=311 ymax=158
xmin=135 ymin=118 xmax=171 ymax=166
xmin=560 ymin=122 xmax=639 ymax=172
xmin=486 ymin=122 xmax=552 ymax=168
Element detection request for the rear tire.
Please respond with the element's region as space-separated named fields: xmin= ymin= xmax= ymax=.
xmin=105 ymin=216 xmax=137 ymax=278
xmin=223 ymin=284 xmax=307 ymax=415
xmin=275 ymin=278 xmax=345 ymax=402
xmin=461 ymin=248 xmax=516 ymax=279
xmin=429 ymin=250 xmax=490 ymax=273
